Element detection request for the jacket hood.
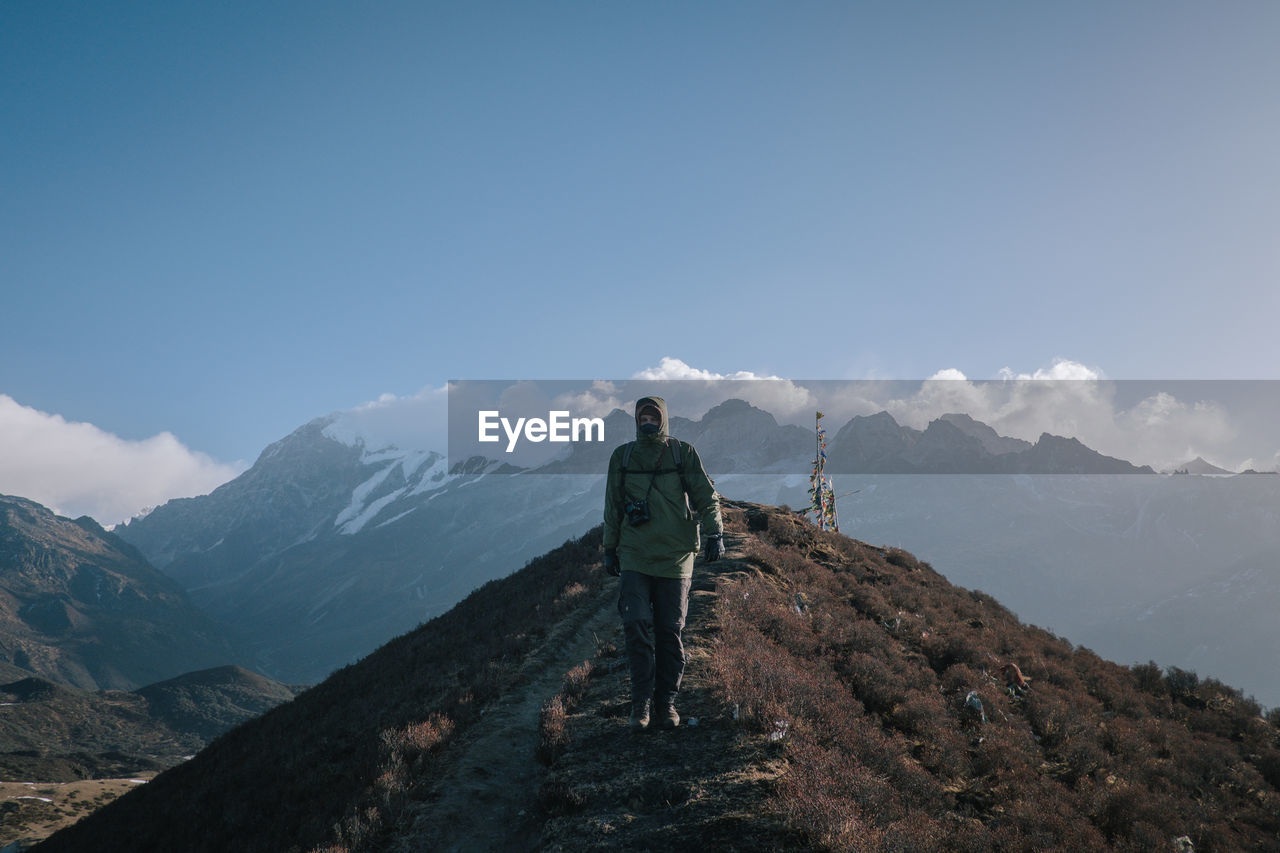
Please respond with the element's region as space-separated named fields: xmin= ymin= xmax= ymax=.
xmin=634 ymin=395 xmax=669 ymax=441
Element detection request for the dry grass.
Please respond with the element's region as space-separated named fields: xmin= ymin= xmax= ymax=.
xmin=0 ymin=775 xmax=157 ymax=848
xmin=706 ymin=504 xmax=1280 ymax=852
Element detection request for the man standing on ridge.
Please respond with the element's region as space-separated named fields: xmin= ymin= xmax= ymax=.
xmin=603 ymin=396 xmax=724 ymax=732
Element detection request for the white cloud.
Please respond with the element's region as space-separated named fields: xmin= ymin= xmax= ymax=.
xmin=630 ymin=357 xmax=817 ymax=421
xmin=550 ymin=380 xmax=623 ymax=418
xmin=632 ymin=357 xmax=778 ymax=382
xmin=323 ymin=384 xmax=449 ymax=456
xmin=997 ymin=358 xmax=1104 ymax=381
xmin=1115 ymin=393 xmax=1236 ymax=471
xmin=858 ymin=361 xmax=1255 ymax=472
xmin=0 ymin=394 xmax=245 ymax=527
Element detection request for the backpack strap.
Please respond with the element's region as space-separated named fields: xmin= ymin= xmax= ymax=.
xmin=668 ymin=438 xmax=691 ymax=502
xmin=619 ymin=438 xmax=690 ymax=500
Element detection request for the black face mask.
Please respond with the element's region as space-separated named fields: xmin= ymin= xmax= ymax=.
xmin=639 ymin=423 xmax=660 ymax=435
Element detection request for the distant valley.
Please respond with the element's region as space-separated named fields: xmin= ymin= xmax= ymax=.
xmin=0 ymin=495 xmax=244 ymax=690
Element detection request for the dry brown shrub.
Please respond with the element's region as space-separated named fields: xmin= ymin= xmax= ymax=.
xmin=846 ymin=584 xmax=894 ymax=622
xmin=886 ymin=691 xmax=944 ymax=738
xmin=922 ymin=632 xmax=985 ymax=674
xmin=884 ymin=548 xmax=919 ymax=570
xmin=838 ymin=652 xmax=903 ymax=717
xmin=554 ymin=581 xmax=588 ymax=605
xmin=777 ymin=737 xmax=887 ymax=852
xmin=560 ymin=660 xmax=593 ymax=705
xmin=373 ymin=755 xmax=407 ymax=800
xmin=967 ymin=724 xmax=1039 ymax=778
xmin=880 ymin=814 xmax=944 ymax=852
xmin=1129 ymin=661 xmax=1165 ymax=696
xmin=997 ymin=793 xmax=1107 ymax=850
xmin=385 ymin=713 xmax=455 ymax=757
xmin=536 ymin=695 xmax=569 ymax=766
xmin=939 ymin=663 xmax=982 ymax=697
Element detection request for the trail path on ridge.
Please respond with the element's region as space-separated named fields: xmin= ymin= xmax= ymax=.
xmin=390 ymin=524 xmax=796 ymax=852
xmin=391 ymin=583 xmax=621 ymax=852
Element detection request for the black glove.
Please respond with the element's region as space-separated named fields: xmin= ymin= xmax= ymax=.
xmin=603 ymin=548 xmax=620 ymax=576
xmin=703 ymin=534 xmax=724 ymax=563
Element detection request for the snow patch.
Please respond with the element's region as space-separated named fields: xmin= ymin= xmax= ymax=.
xmin=377 ymin=507 xmax=419 ymax=528
xmin=334 ymin=465 xmax=399 ymax=529
xmin=338 ymin=488 xmax=405 ymax=535
xmin=408 ymin=455 xmax=452 ymax=495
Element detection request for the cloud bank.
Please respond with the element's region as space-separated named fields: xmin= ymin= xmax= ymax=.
xmin=875 ymin=361 xmax=1248 ymax=472
xmin=323 ymin=384 xmax=450 ymax=456
xmin=0 ymin=395 xmax=246 ymax=527
xmin=444 ymin=357 xmax=1274 ymax=473
xmin=629 ymin=357 xmax=818 ymax=421
xmin=13 ymin=357 xmax=1257 ymax=529
xmin=618 ymin=358 xmax=1275 ymax=473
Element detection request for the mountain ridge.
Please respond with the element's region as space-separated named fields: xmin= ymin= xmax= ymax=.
xmin=113 ymin=403 xmax=1158 ymax=683
xmin=0 ymin=494 xmax=245 ymax=691
xmin=0 ymin=665 xmax=299 ymax=848
xmin=36 ymin=502 xmax=1280 ymax=852
xmin=0 ymin=665 xmax=300 ymax=781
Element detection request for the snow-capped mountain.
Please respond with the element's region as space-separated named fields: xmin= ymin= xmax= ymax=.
xmin=117 ymin=413 xmax=603 ymax=682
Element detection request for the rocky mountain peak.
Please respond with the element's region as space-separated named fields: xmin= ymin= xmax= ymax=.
xmin=0 ymin=494 xmax=243 ymax=690
xmin=938 ymin=412 xmax=1034 ymax=455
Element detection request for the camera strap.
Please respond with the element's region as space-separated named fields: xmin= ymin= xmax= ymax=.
xmin=617 ymin=439 xmax=694 ymax=523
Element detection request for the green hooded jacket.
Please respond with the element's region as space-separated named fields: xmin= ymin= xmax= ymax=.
xmin=603 ymin=396 xmax=723 ymax=579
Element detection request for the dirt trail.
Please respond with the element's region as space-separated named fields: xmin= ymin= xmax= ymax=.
xmin=531 ymin=529 xmax=800 ymax=851
xmin=392 ymin=525 xmax=792 ymax=852
xmin=392 ymin=583 xmax=622 ymax=852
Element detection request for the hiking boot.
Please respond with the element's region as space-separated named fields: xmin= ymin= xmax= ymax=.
xmin=629 ymin=699 xmax=651 ymax=733
xmin=657 ymin=702 xmax=680 ymax=730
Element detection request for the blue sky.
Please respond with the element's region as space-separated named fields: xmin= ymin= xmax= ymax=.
xmin=3 ymin=2 xmax=1279 ymax=522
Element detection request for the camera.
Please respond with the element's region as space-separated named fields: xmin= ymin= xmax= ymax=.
xmin=624 ymin=498 xmax=650 ymax=526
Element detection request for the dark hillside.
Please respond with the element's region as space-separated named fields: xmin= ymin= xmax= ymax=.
xmin=0 ymin=668 xmax=300 ymax=849
xmin=35 ymin=527 xmax=612 ymax=852
xmin=0 ymin=668 xmax=301 ymax=783
xmin=136 ymin=665 xmax=302 ymax=741
xmin=37 ymin=502 xmax=1280 ymax=852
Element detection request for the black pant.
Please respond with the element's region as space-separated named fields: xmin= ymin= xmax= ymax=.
xmin=618 ymin=570 xmax=692 ymax=707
